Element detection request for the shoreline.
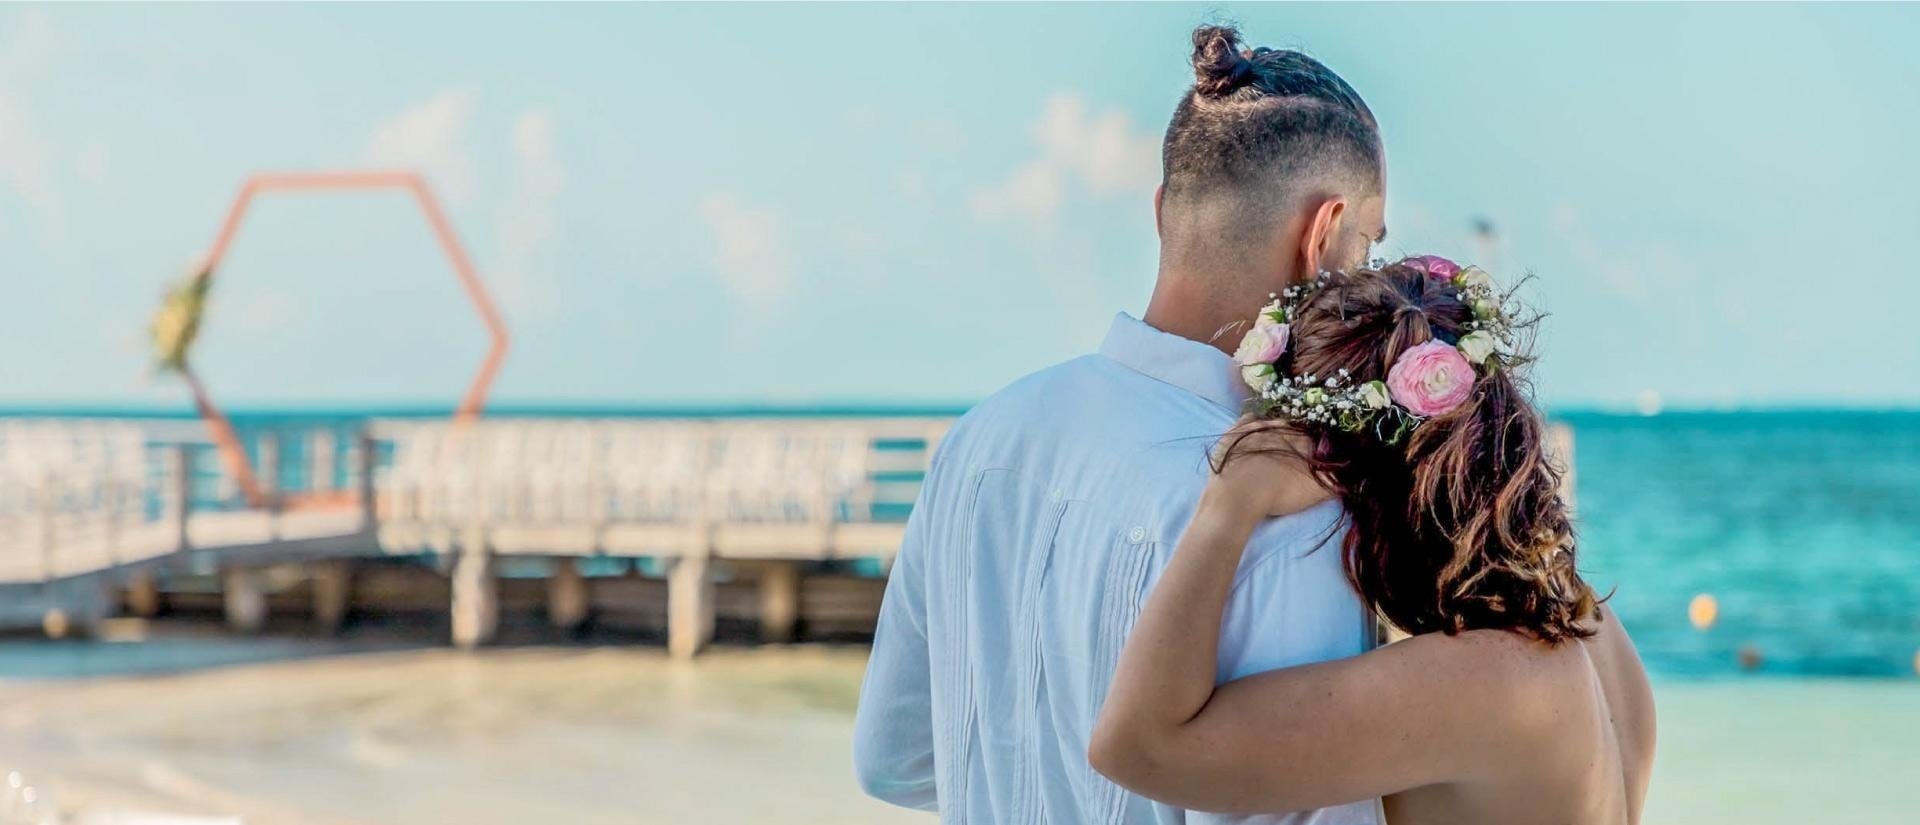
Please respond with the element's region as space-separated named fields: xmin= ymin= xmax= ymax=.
xmin=0 ymin=632 xmax=1914 ymax=824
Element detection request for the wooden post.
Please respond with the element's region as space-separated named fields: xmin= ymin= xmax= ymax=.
xmin=310 ymin=430 xmax=337 ymax=494
xmin=222 ymin=567 xmax=268 ymax=633
xmin=165 ymin=445 xmax=193 ymax=552
xmin=357 ymin=431 xmax=378 ymax=533
xmin=668 ymin=424 xmax=717 ymax=659
xmin=125 ymin=571 xmax=162 ymax=617
xmin=450 ymin=527 xmax=497 ymax=649
xmin=257 ymin=434 xmax=280 ymax=508
xmin=667 ymin=551 xmax=714 ymax=659
xmin=258 ymin=435 xmax=281 ymax=545
xmin=311 ymin=559 xmax=353 ymax=634
xmin=547 ymin=557 xmax=589 ymax=631
xmin=759 ymin=561 xmax=800 ymax=644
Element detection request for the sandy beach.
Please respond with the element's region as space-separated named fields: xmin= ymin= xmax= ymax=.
xmin=0 ymin=633 xmax=1912 ymax=825
xmin=0 ymin=640 xmax=917 ymax=825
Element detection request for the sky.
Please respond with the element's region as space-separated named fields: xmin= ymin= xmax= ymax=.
xmin=2 ymin=3 xmax=1917 ymax=412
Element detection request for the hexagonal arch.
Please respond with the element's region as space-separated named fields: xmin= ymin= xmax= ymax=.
xmin=192 ymin=171 xmax=511 ymax=506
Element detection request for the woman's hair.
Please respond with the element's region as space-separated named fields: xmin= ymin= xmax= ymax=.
xmin=1228 ymin=261 xmax=1599 ymax=643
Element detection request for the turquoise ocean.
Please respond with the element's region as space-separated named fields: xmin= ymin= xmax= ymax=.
xmin=5 ymin=406 xmax=1918 ymax=681
xmin=1566 ymin=410 xmax=1920 ymax=679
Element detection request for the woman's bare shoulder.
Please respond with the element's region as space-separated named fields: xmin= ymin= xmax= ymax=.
xmin=1588 ymin=606 xmax=1658 ymax=750
xmin=1387 ymin=626 xmax=1580 ymax=673
xmin=1378 ymin=626 xmax=1604 ymax=736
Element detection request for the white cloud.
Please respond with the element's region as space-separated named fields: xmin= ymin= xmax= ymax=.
xmin=1037 ymin=94 xmax=1161 ymax=195
xmin=698 ymin=192 xmax=794 ymax=314
xmin=0 ymin=9 xmax=63 ymax=215
xmin=0 ymin=90 xmax=53 ymax=208
xmin=362 ymin=95 xmax=569 ymax=318
xmin=364 ymin=88 xmax=479 ymax=205
xmin=969 ymin=92 xmax=1159 ymax=228
xmin=968 ymin=158 xmax=1064 ymax=230
xmin=1550 ymin=204 xmax=1647 ymax=300
xmin=495 ymin=109 xmax=565 ymax=310
xmin=0 ymin=8 xmax=59 ymax=72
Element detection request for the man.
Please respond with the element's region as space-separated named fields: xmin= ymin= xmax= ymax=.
xmin=855 ymin=24 xmax=1389 ymax=824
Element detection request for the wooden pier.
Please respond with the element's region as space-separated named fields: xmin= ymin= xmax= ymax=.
xmin=0 ymin=417 xmax=1576 ymax=658
xmin=0 ymin=417 xmax=944 ymax=657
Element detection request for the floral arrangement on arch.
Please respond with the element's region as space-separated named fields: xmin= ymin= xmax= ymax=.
xmin=1233 ymin=255 xmax=1518 ymax=444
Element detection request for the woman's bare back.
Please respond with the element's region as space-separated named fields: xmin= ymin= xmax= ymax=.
xmin=1383 ymin=609 xmax=1656 ymax=825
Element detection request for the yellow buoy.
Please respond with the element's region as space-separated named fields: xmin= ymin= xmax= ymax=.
xmin=41 ymin=609 xmax=69 ymax=640
xmin=1687 ymin=593 xmax=1718 ymax=630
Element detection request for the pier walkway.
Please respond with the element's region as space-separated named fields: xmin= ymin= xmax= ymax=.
xmin=0 ymin=417 xmax=945 ymax=657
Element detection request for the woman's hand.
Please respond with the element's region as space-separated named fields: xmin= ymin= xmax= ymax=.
xmin=1202 ymin=417 xmax=1330 ymax=522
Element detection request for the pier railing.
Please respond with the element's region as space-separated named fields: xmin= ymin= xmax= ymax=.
xmin=371 ymin=417 xmax=946 ymax=560
xmin=0 ymin=416 xmax=948 ymax=655
xmin=0 ymin=420 xmax=150 ymax=584
xmin=371 ymin=417 xmax=947 ymax=654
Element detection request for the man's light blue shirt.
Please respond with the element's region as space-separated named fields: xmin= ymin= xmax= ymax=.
xmin=854 ymin=313 xmax=1379 ymax=825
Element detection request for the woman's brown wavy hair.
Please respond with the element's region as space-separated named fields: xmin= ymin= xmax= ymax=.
xmin=1228 ymin=260 xmax=1599 ymax=643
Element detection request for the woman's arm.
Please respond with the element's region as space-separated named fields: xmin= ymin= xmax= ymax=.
xmin=1089 ymin=483 xmax=1266 ymax=779
xmin=1089 ymin=432 xmax=1556 ymax=814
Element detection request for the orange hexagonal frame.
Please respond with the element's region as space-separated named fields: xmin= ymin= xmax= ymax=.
xmin=191 ymin=170 xmax=510 ymax=508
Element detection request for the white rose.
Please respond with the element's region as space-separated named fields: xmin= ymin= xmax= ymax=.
xmin=1472 ymin=297 xmax=1501 ymax=320
xmin=1233 ymin=324 xmax=1288 ymax=365
xmin=1241 ymin=363 xmax=1277 ymax=392
xmin=1358 ymin=380 xmax=1391 ymax=409
xmin=1457 ymin=330 xmax=1497 ymax=365
xmin=1453 ymin=266 xmax=1492 ymax=290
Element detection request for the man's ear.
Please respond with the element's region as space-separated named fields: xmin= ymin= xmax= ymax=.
xmin=1153 ymin=185 xmax=1166 ymax=239
xmin=1299 ymin=197 xmax=1349 ymax=278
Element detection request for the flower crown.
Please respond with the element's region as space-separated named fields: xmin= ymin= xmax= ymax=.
xmin=1234 ymin=255 xmax=1516 ymax=444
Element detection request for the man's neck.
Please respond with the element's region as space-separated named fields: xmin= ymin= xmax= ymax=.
xmin=1142 ymin=269 xmax=1270 ymax=356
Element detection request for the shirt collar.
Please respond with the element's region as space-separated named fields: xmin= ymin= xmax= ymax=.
xmin=1097 ymin=312 xmax=1249 ymax=412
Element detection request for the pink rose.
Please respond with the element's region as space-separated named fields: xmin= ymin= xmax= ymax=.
xmin=1233 ymin=323 xmax=1289 ymax=366
xmin=1403 ymin=255 xmax=1460 ymax=281
xmin=1386 ymin=340 xmax=1474 ymax=416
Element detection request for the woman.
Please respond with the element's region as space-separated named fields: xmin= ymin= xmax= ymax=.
xmin=1089 ymin=258 xmax=1655 ymax=824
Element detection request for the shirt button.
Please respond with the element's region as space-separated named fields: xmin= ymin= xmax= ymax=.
xmin=1128 ymin=526 xmax=1147 ymax=543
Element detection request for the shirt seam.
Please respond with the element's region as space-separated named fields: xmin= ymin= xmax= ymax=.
xmin=1092 ymin=351 xmax=1243 ymax=416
